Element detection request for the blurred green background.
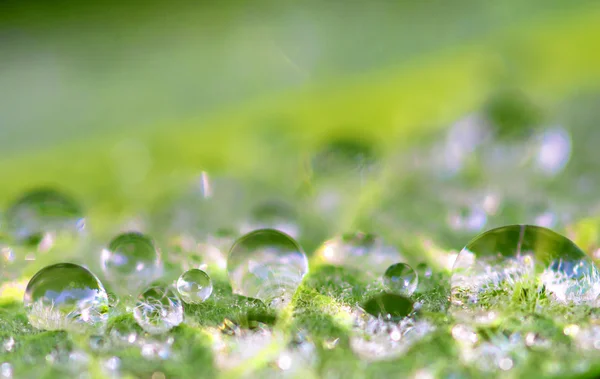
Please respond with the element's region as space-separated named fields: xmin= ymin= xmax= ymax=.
xmin=1 ymin=0 xmax=600 ymax=237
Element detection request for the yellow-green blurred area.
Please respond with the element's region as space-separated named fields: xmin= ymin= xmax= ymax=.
xmin=1 ymin=0 xmax=600 ymax=233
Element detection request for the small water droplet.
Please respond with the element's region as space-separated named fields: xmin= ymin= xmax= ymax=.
xmin=176 ymin=269 xmax=213 ymax=304
xmin=317 ymin=232 xmax=402 ymax=277
xmin=23 ymin=263 xmax=108 ymax=332
xmin=451 ymin=225 xmax=600 ymax=307
xmin=5 ymin=188 xmax=84 ymax=247
xmin=133 ymin=286 xmax=183 ymax=334
xmin=383 ymin=263 xmax=418 ymax=296
xmin=227 ymin=229 xmax=308 ymax=308
xmin=101 ymin=232 xmax=163 ymax=295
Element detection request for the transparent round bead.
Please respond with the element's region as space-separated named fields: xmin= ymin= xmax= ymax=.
xmin=5 ymin=188 xmax=85 ymax=247
xmin=227 ymin=229 xmax=308 ymax=308
xmin=23 ymin=263 xmax=108 ymax=332
xmin=176 ymin=269 xmax=213 ymax=304
xmin=383 ymin=263 xmax=418 ymax=296
xmin=451 ymin=225 xmax=600 ymax=307
xmin=316 ymin=232 xmax=402 ymax=277
xmin=133 ymin=286 xmax=183 ymax=334
xmin=101 ymin=232 xmax=162 ymax=295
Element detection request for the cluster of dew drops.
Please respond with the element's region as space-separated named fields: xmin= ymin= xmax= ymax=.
xmin=2 ymin=109 xmax=600 ymax=375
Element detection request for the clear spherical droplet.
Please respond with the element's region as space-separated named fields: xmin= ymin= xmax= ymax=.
xmin=5 ymin=188 xmax=85 ymax=247
xmin=133 ymin=286 xmax=183 ymax=334
xmin=316 ymin=232 xmax=402 ymax=277
xmin=101 ymin=232 xmax=162 ymax=295
xmin=383 ymin=263 xmax=418 ymax=296
xmin=23 ymin=263 xmax=108 ymax=332
xmin=451 ymin=225 xmax=600 ymax=307
xmin=227 ymin=229 xmax=308 ymax=308
xmin=176 ymin=269 xmax=213 ymax=304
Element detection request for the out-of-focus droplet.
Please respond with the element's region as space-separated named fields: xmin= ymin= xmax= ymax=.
xmin=308 ymin=138 xmax=380 ymax=226
xmin=133 ymin=286 xmax=183 ymax=334
xmin=153 ymin=173 xmax=247 ymax=242
xmin=5 ymin=188 xmax=84 ymax=248
xmin=316 ymin=232 xmax=402 ymax=277
xmin=447 ymin=204 xmax=487 ymax=233
xmin=534 ymin=127 xmax=571 ymax=176
xmin=101 ymin=232 xmax=162 ymax=295
xmin=451 ymin=225 xmax=600 ymax=307
xmin=383 ymin=263 xmax=418 ymax=296
xmin=23 ymin=263 xmax=108 ymax=332
xmin=241 ymin=200 xmax=300 ymax=239
xmin=227 ymin=229 xmax=308 ymax=308
xmin=4 ymin=189 xmax=85 ymax=261
xmin=176 ymin=269 xmax=213 ymax=304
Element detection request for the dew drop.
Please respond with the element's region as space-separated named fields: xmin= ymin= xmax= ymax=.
xmin=133 ymin=285 xmax=183 ymax=334
xmin=240 ymin=200 xmax=300 ymax=239
xmin=316 ymin=232 xmax=402 ymax=277
xmin=5 ymin=188 xmax=84 ymax=247
xmin=23 ymin=263 xmax=108 ymax=332
xmin=176 ymin=269 xmax=213 ymax=304
xmin=227 ymin=229 xmax=308 ymax=308
xmin=101 ymin=232 xmax=162 ymax=295
xmin=451 ymin=225 xmax=600 ymax=307
xmin=383 ymin=263 xmax=418 ymax=296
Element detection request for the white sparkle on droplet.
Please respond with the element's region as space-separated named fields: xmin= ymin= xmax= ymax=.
xmin=525 ymin=333 xmax=536 ymax=347
xmin=1 ymin=362 xmax=13 ymax=378
xmin=277 ymin=353 xmax=292 ymax=370
xmin=498 ymin=357 xmax=513 ymax=371
xmin=564 ymin=324 xmax=580 ymax=336
xmin=390 ymin=330 xmax=401 ymax=342
xmin=2 ymin=337 xmax=15 ymax=352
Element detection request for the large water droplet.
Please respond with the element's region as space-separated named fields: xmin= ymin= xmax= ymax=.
xmin=316 ymin=232 xmax=402 ymax=277
xmin=5 ymin=188 xmax=84 ymax=248
xmin=176 ymin=269 xmax=213 ymax=304
xmin=101 ymin=232 xmax=162 ymax=295
xmin=23 ymin=263 xmax=108 ymax=332
xmin=383 ymin=263 xmax=418 ymax=296
xmin=133 ymin=286 xmax=183 ymax=334
xmin=451 ymin=225 xmax=600 ymax=307
xmin=227 ymin=229 xmax=308 ymax=308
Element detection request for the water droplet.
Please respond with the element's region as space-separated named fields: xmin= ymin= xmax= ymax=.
xmin=5 ymin=188 xmax=84 ymax=247
xmin=101 ymin=232 xmax=163 ymax=295
xmin=383 ymin=263 xmax=418 ymax=296
xmin=241 ymin=200 xmax=300 ymax=239
xmin=133 ymin=286 xmax=183 ymax=334
xmin=23 ymin=263 xmax=108 ymax=332
xmin=1 ymin=362 xmax=13 ymax=378
xmin=227 ymin=229 xmax=308 ymax=308
xmin=176 ymin=269 xmax=213 ymax=304
xmin=316 ymin=232 xmax=402 ymax=277
xmin=451 ymin=225 xmax=600 ymax=307
xmin=534 ymin=127 xmax=571 ymax=176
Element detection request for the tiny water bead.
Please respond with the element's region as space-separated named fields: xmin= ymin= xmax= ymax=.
xmin=176 ymin=269 xmax=213 ymax=304
xmin=451 ymin=225 xmax=600 ymax=307
xmin=383 ymin=263 xmax=418 ymax=296
xmin=23 ymin=263 xmax=108 ymax=332
xmin=133 ymin=285 xmax=183 ymax=334
xmin=5 ymin=188 xmax=85 ymax=247
xmin=227 ymin=229 xmax=308 ymax=308
xmin=316 ymin=232 xmax=402 ymax=277
xmin=101 ymin=232 xmax=163 ymax=295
